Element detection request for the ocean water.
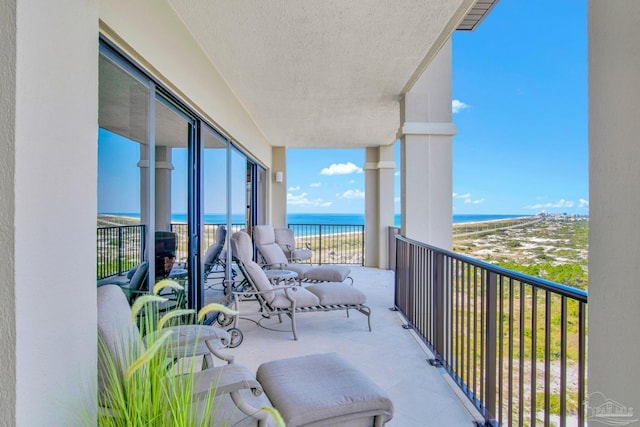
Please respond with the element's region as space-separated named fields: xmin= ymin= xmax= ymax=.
xmin=288 ymin=213 xmax=530 ymax=227
xmin=103 ymin=212 xmax=530 ymax=227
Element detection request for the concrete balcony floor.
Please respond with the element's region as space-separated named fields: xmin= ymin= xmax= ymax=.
xmin=221 ymin=266 xmax=481 ymax=427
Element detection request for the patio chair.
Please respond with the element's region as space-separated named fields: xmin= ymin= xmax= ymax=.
xmin=97 ymin=261 xmax=149 ymax=305
xmin=229 ymin=231 xmax=371 ymax=340
xmin=98 ymin=284 xmax=393 ymax=426
xmin=273 ymin=227 xmax=312 ymax=263
xmin=253 ymin=225 xmax=353 ymax=285
xmin=203 ymin=225 xmax=230 ymax=290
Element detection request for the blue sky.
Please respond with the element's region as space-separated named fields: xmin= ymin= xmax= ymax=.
xmin=286 ymin=0 xmax=588 ymax=215
xmin=99 ymin=1 xmax=588 ymax=217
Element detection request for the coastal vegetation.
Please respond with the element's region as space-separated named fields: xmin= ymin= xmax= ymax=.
xmin=451 ymin=217 xmax=588 ymax=425
xmin=453 ymin=217 xmax=589 ymax=289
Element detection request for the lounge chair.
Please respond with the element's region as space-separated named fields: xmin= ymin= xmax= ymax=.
xmin=98 ymin=284 xmax=393 ymax=426
xmin=273 ymin=227 xmax=313 ymax=262
xmin=253 ymin=225 xmax=353 ymax=284
xmin=97 ymin=261 xmax=149 ymax=305
xmin=229 ymin=231 xmax=371 ymax=340
xmin=203 ymin=225 xmax=229 ymax=290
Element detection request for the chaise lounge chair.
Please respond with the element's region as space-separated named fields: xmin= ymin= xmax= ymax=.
xmin=229 ymin=231 xmax=371 ymax=341
xmin=253 ymin=225 xmax=353 ymax=284
xmin=98 ymin=284 xmax=393 ymax=426
xmin=203 ymin=225 xmax=229 ymax=290
xmin=274 ymin=227 xmax=313 ymax=262
xmin=97 ymin=261 xmax=149 ymax=305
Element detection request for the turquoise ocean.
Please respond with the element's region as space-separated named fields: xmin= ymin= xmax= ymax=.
xmin=105 ymin=213 xmax=530 ymax=227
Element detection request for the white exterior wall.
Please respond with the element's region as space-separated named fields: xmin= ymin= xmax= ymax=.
xmin=588 ymin=1 xmax=640 ymax=420
xmin=0 ymin=1 xmax=17 ymax=425
xmin=2 ymin=0 xmax=99 ymax=425
xmin=99 ymin=0 xmax=273 ymax=167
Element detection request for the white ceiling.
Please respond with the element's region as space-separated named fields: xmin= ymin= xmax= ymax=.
xmin=167 ymin=0 xmax=479 ymax=148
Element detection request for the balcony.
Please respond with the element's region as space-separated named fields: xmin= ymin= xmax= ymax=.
xmin=97 ymin=222 xmax=587 ymax=425
xmin=221 ymin=266 xmax=481 ymax=427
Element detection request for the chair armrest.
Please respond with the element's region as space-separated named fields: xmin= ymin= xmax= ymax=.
xmin=261 ymin=262 xmax=288 ymax=270
xmin=232 ymin=285 xmax=297 ymax=298
xmin=188 ymin=364 xmax=264 ymax=399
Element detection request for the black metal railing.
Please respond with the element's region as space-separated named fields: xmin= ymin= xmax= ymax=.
xmin=287 ymin=224 xmax=364 ymax=265
xmin=394 ymin=232 xmax=587 ymax=426
xmin=97 ymin=222 xmax=363 ymax=280
xmin=96 ymin=225 xmax=146 ymax=279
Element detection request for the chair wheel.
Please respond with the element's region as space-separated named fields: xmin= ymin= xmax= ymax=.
xmin=227 ymin=328 xmax=243 ymax=348
xmin=216 ymin=312 xmax=234 ymax=327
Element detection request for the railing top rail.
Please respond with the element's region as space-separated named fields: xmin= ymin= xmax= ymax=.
xmin=97 ymin=224 xmax=145 ymax=231
xmin=395 ymin=233 xmax=588 ymax=303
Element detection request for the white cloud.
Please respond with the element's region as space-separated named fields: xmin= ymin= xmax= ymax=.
xmin=309 ymin=182 xmax=321 ymax=188
xmin=454 ymin=192 xmax=484 ymax=204
xmin=453 ymin=192 xmax=471 ymax=199
xmin=525 ymin=199 xmax=576 ymax=210
xmin=464 ymin=198 xmax=486 ymax=205
xmin=287 ymin=192 xmax=332 ymax=208
xmin=452 ymin=99 xmax=470 ymax=114
xmin=394 ymin=196 xmax=401 ymax=203
xmin=288 ymin=186 xmax=300 ymax=191
xmin=578 ymin=199 xmax=589 ymax=208
xmin=340 ymin=189 xmax=365 ymax=199
xmin=320 ymin=162 xmax=363 ymax=176
xmin=394 ymin=171 xmax=400 ymax=177
xmin=348 ymin=179 xmax=356 ymax=184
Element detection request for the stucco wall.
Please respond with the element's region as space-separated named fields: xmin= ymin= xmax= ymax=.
xmin=12 ymin=0 xmax=99 ymax=425
xmin=588 ymin=1 xmax=640 ymax=421
xmin=0 ymin=1 xmax=17 ymax=425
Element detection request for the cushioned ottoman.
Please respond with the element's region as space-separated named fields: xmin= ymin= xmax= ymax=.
xmin=305 ymin=282 xmax=367 ymax=306
xmin=303 ymin=265 xmax=351 ymax=283
xmin=256 ymin=352 xmax=393 ymax=427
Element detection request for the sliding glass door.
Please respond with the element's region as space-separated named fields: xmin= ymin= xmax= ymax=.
xmin=97 ymin=45 xmax=151 ymax=284
xmin=153 ymin=95 xmax=197 ymax=306
xmin=98 ymin=38 xmax=266 ymax=314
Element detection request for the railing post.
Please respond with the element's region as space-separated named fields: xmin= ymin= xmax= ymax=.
xmin=319 ymin=224 xmax=323 ymax=265
xmin=141 ymin=225 xmax=146 ymax=264
xmin=117 ymin=225 xmax=123 ymax=275
xmin=434 ymin=252 xmax=446 ymax=360
xmin=360 ymin=225 xmax=365 ymax=266
xmin=484 ymin=270 xmax=498 ymax=424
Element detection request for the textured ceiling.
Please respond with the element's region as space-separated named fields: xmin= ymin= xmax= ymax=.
xmin=167 ymin=0 xmax=476 ymax=148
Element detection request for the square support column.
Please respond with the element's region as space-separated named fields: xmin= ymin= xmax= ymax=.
xmin=399 ymin=39 xmax=454 ymax=250
xmin=1 ymin=1 xmax=99 ymax=425
xmin=588 ymin=1 xmax=640 ymax=418
xmin=364 ymin=145 xmax=396 ymax=268
xmin=271 ymin=146 xmax=287 ymax=228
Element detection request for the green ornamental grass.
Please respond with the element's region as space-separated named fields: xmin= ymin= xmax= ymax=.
xmin=95 ymin=281 xmax=284 ymax=427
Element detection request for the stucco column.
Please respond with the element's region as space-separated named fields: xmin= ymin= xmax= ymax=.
xmin=364 ymin=145 xmax=396 ymax=268
xmin=154 ymin=146 xmax=173 ymax=231
xmin=2 ymin=1 xmax=99 ymax=425
xmin=399 ymin=39 xmax=454 ymax=250
xmin=588 ymin=1 xmax=640 ymax=420
xmin=271 ymin=146 xmax=287 ymax=228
